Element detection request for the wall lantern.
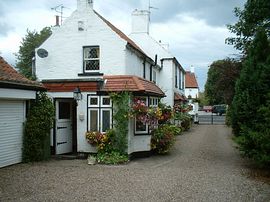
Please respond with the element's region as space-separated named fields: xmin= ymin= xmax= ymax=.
xmin=73 ymin=87 xmax=82 ymax=101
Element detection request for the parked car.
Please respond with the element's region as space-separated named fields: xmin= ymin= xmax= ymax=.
xmin=212 ymin=104 xmax=226 ymax=116
xmin=203 ymin=106 xmax=212 ymax=112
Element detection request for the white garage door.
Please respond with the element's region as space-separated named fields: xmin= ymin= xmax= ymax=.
xmin=0 ymin=100 xmax=25 ymax=168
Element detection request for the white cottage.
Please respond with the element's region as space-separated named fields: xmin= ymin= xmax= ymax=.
xmin=35 ymin=0 xmax=165 ymax=155
xmin=185 ymin=69 xmax=199 ymax=100
xmin=129 ymin=10 xmax=186 ymax=106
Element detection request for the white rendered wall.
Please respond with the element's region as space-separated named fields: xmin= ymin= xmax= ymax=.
xmin=36 ymin=9 xmax=127 ymax=81
xmin=185 ymin=88 xmax=199 ymax=99
xmin=129 ymin=33 xmax=185 ymax=107
xmin=159 ymin=60 xmax=174 ymax=106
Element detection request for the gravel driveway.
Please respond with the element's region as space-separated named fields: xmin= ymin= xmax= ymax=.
xmin=1 ymin=125 xmax=270 ymax=201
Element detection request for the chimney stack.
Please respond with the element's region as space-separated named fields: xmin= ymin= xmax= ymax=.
xmin=131 ymin=9 xmax=150 ymax=34
xmin=55 ymin=15 xmax=60 ymax=26
xmin=190 ymin=65 xmax=195 ymax=73
xmin=77 ymin=0 xmax=93 ymax=11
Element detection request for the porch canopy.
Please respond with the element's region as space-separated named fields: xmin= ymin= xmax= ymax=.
xmin=174 ymin=92 xmax=187 ymax=102
xmin=102 ymin=75 xmax=165 ymax=97
xmin=42 ymin=75 xmax=165 ymax=97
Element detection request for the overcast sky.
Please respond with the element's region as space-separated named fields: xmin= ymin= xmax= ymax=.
xmin=0 ymin=0 xmax=246 ymax=90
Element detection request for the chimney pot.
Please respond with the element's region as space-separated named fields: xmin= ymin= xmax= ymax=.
xmin=131 ymin=10 xmax=150 ymax=34
xmin=77 ymin=0 xmax=93 ymax=11
xmin=55 ymin=15 xmax=60 ymax=26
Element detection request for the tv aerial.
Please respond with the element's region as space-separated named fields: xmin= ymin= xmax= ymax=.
xmin=51 ymin=4 xmax=69 ymax=25
xmin=148 ymin=0 xmax=158 ymax=21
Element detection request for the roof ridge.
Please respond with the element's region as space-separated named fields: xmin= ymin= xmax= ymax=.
xmin=94 ymin=11 xmax=149 ymax=58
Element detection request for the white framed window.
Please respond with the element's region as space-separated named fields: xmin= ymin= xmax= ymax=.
xmin=152 ymin=69 xmax=157 ymax=84
xmin=179 ymin=69 xmax=182 ymax=90
xmin=87 ymin=95 xmax=112 ymax=132
xmin=135 ymin=119 xmax=148 ymax=134
xmin=175 ymin=66 xmax=178 ymax=88
xmin=149 ymin=97 xmax=159 ymax=107
xmin=88 ymin=109 xmax=99 ymax=131
xmin=101 ymin=109 xmax=112 ymax=133
xmin=83 ymin=46 xmax=100 ymax=71
xmin=134 ymin=96 xmax=148 ymax=134
xmin=101 ymin=96 xmax=112 ymax=107
xmin=88 ymin=96 xmax=99 ymax=107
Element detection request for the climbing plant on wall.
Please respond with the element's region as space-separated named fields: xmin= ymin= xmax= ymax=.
xmin=23 ymin=92 xmax=55 ymax=162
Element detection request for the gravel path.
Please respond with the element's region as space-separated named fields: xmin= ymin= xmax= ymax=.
xmin=1 ymin=125 xmax=270 ymax=201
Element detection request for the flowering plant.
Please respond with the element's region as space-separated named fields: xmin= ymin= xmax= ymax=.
xmin=151 ymin=124 xmax=176 ymax=154
xmin=158 ymin=103 xmax=173 ymax=123
xmin=86 ymin=131 xmax=110 ymax=151
xmin=132 ymin=98 xmax=148 ymax=114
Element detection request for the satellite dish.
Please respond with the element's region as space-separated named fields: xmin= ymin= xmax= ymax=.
xmin=37 ymin=48 xmax=48 ymax=58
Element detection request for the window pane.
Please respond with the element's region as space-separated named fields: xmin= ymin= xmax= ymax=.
xmin=84 ymin=47 xmax=99 ymax=59
xmin=85 ymin=60 xmax=99 ymax=70
xmin=59 ymin=102 xmax=70 ymax=119
xmin=102 ymin=110 xmax=111 ymax=132
xmin=90 ymin=110 xmax=98 ymax=131
xmin=102 ymin=97 xmax=110 ymax=106
xmin=90 ymin=97 xmax=98 ymax=105
xmin=136 ymin=119 xmax=147 ymax=132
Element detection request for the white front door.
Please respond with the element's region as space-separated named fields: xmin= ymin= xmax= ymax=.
xmin=56 ymin=100 xmax=73 ymax=154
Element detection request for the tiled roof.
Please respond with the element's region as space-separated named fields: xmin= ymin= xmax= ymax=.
xmin=0 ymin=56 xmax=44 ymax=90
xmin=185 ymin=71 xmax=199 ymax=88
xmin=174 ymin=93 xmax=186 ymax=101
xmin=103 ymin=75 xmax=165 ymax=97
xmin=95 ymin=11 xmax=148 ymax=59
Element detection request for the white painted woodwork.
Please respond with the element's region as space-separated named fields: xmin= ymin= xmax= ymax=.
xmin=0 ymin=100 xmax=25 ymax=168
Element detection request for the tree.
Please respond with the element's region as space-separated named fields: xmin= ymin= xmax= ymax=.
xmin=231 ymin=29 xmax=270 ymax=165
xmin=226 ymin=0 xmax=270 ymax=53
xmin=16 ymin=27 xmax=51 ymax=79
xmin=231 ymin=29 xmax=270 ymax=135
xmin=204 ymin=58 xmax=242 ymax=105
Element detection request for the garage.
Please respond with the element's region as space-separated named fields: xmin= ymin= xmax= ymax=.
xmin=0 ymin=100 xmax=25 ymax=167
xmin=0 ymin=56 xmax=44 ymax=168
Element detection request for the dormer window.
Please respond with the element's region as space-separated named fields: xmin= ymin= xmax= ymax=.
xmin=83 ymin=46 xmax=100 ymax=71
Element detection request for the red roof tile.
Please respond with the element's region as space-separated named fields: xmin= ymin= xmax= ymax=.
xmin=0 ymin=56 xmax=44 ymax=90
xmin=185 ymin=71 xmax=199 ymax=88
xmin=103 ymin=75 xmax=165 ymax=97
xmin=174 ymin=93 xmax=186 ymax=101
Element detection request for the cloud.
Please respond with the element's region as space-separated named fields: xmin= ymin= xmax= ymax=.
xmin=0 ymin=1 xmax=15 ymax=36
xmin=136 ymin=0 xmax=246 ymax=26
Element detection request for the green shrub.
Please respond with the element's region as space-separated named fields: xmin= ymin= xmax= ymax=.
xmin=151 ymin=124 xmax=176 ymax=154
xmin=235 ymin=128 xmax=270 ymax=166
xmin=23 ymin=92 xmax=55 ymax=162
xmin=96 ymin=151 xmax=129 ymax=164
xmin=180 ymin=114 xmax=192 ymax=131
xmin=161 ymin=124 xmax=182 ymax=136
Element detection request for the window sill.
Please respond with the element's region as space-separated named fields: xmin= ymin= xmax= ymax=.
xmin=78 ymin=72 xmax=104 ymax=76
xmin=134 ymin=133 xmax=150 ymax=136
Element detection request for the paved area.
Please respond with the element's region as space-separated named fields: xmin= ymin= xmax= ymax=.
xmin=0 ymin=125 xmax=270 ymax=201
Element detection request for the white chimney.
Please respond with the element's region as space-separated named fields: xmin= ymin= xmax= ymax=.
xmin=77 ymin=0 xmax=93 ymax=11
xmin=131 ymin=9 xmax=150 ymax=34
xmin=190 ymin=65 xmax=195 ymax=73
